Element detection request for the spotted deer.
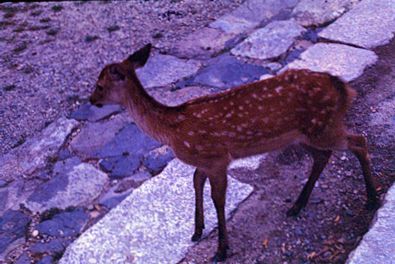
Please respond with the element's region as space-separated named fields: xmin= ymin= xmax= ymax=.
xmin=90 ymin=44 xmax=380 ymax=262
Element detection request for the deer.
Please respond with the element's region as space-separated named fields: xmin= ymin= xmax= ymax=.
xmin=89 ymin=44 xmax=380 ymax=262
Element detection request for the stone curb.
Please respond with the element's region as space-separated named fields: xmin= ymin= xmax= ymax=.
xmin=59 ymin=159 xmax=253 ymax=264
xmin=346 ymin=183 xmax=395 ymax=264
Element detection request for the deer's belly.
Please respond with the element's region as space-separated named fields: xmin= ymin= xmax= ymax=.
xmin=228 ymin=130 xmax=306 ymax=159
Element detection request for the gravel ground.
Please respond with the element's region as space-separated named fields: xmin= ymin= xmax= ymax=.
xmin=0 ymin=0 xmax=243 ymax=155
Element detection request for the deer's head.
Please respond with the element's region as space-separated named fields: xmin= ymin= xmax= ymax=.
xmin=90 ymin=43 xmax=152 ymax=107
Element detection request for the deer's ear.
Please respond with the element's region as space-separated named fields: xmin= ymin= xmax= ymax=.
xmin=109 ymin=64 xmax=125 ymax=81
xmin=127 ymin=43 xmax=151 ymax=68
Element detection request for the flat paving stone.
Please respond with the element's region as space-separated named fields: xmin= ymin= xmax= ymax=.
xmin=0 ymin=117 xmax=78 ymax=181
xmin=347 ymin=183 xmax=395 ymax=264
xmin=286 ymin=43 xmax=378 ymax=81
xmin=14 ymin=252 xmax=31 ymax=264
xmin=90 ymin=122 xmax=161 ymax=179
xmin=136 ymin=54 xmax=201 ymax=89
xmin=70 ymin=113 xmax=129 ymax=159
xmin=25 ymin=158 xmax=107 ymax=213
xmin=99 ymin=154 xmax=141 ymax=179
xmin=150 ymin=86 xmax=213 ymax=107
xmin=210 ymin=0 xmax=299 ymax=34
xmin=292 ymin=0 xmax=359 ymax=26
xmin=37 ymin=256 xmax=54 ymax=264
xmin=30 ymin=239 xmax=67 ymax=255
xmin=170 ymin=27 xmax=236 ymax=59
xmin=231 ymin=19 xmax=305 ymax=60
xmin=69 ymin=103 xmax=122 ymax=122
xmin=59 ymin=159 xmax=253 ymax=264
xmin=143 ymin=146 xmax=175 ymax=175
xmin=0 ymin=210 xmax=30 ymax=254
xmin=192 ymin=54 xmax=268 ymax=89
xmin=229 ymin=154 xmax=268 ymax=171
xmin=37 ymin=208 xmax=89 ymax=238
xmin=319 ymin=0 xmax=395 ymax=49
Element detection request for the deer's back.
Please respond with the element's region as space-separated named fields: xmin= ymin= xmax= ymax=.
xmin=168 ymin=70 xmax=350 ymax=163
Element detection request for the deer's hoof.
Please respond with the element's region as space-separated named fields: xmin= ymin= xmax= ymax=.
xmin=286 ymin=205 xmax=302 ymax=217
xmin=365 ymin=197 xmax=381 ymax=211
xmin=191 ymin=232 xmax=202 ymax=242
xmin=211 ymin=250 xmax=227 ymax=263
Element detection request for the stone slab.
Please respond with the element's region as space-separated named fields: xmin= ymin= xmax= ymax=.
xmin=70 ymin=103 xmax=122 ymax=122
xmin=70 ymin=113 xmax=129 ymax=159
xmin=292 ymin=0 xmax=360 ymax=26
xmin=0 ymin=210 xmax=30 ymax=254
xmin=0 ymin=117 xmax=78 ymax=181
xmin=231 ymin=19 xmax=305 ymax=60
xmin=170 ymin=27 xmax=236 ymax=59
xmin=210 ymin=0 xmax=299 ymax=34
xmin=99 ymin=154 xmax=141 ymax=179
xmin=59 ymin=159 xmax=253 ymax=264
xmin=95 ymin=123 xmax=160 ymax=159
xmin=347 ymin=183 xmax=395 ymax=264
xmin=25 ymin=158 xmax=108 ymax=213
xmin=229 ymin=154 xmax=268 ymax=171
xmin=150 ymin=86 xmax=213 ymax=107
xmin=136 ymin=54 xmax=201 ymax=89
xmin=142 ymin=146 xmax=175 ymax=175
xmin=286 ymin=43 xmax=378 ymax=81
xmin=319 ymin=0 xmax=395 ymax=49
xmin=36 ymin=208 xmax=89 ymax=238
xmin=192 ymin=54 xmax=268 ymax=89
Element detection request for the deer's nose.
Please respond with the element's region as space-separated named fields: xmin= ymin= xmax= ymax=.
xmin=89 ymin=97 xmax=103 ymax=107
xmin=89 ymin=97 xmax=96 ymax=105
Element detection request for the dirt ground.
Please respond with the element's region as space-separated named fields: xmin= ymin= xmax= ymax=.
xmin=0 ymin=0 xmax=242 ymax=155
xmin=181 ymin=40 xmax=395 ymax=263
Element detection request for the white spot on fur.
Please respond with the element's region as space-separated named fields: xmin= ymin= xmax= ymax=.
xmin=275 ymin=86 xmax=283 ymax=93
xmin=184 ymin=141 xmax=191 ymax=148
xmin=196 ymin=145 xmax=204 ymax=151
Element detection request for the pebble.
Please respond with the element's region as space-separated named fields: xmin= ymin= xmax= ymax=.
xmin=32 ymin=230 xmax=39 ymax=237
xmin=89 ymin=211 xmax=100 ymax=219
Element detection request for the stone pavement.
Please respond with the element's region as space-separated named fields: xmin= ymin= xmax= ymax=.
xmin=0 ymin=0 xmax=394 ymax=263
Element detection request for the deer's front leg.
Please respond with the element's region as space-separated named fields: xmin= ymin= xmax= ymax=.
xmin=191 ymin=168 xmax=207 ymax=242
xmin=208 ymin=171 xmax=228 ymax=262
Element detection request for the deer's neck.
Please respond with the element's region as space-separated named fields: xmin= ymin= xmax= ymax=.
xmin=124 ymin=74 xmax=173 ymax=144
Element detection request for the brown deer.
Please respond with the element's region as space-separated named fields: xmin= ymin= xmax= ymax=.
xmin=90 ymin=44 xmax=380 ymax=262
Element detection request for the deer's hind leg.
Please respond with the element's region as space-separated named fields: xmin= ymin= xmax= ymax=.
xmin=287 ymin=145 xmax=332 ymax=216
xmin=347 ymin=134 xmax=380 ymax=209
xmin=292 ymin=126 xmax=380 ymax=216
